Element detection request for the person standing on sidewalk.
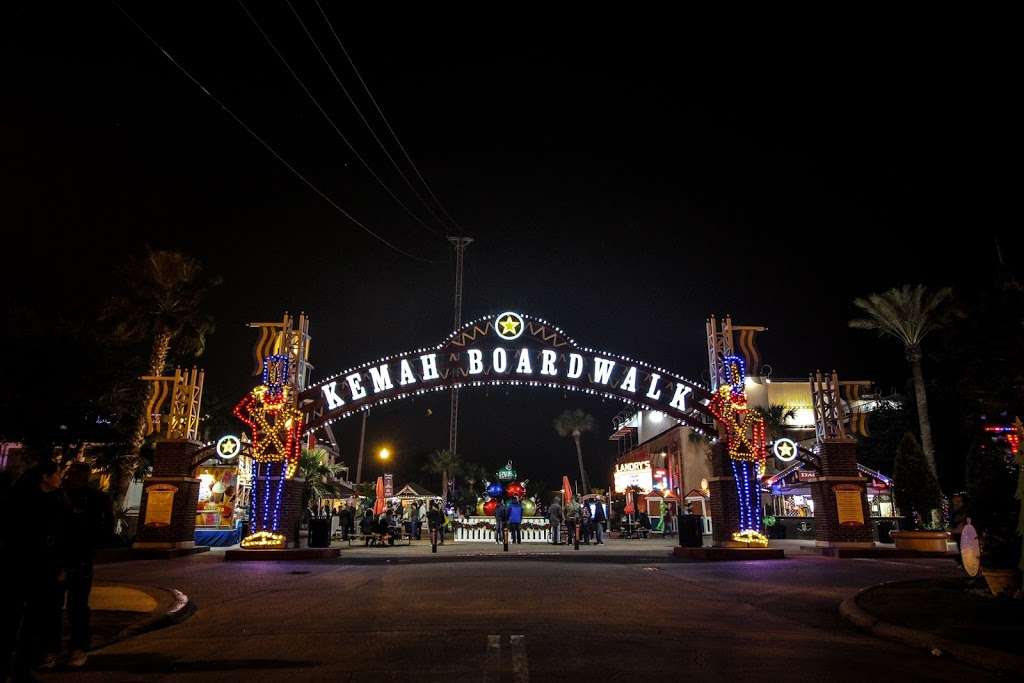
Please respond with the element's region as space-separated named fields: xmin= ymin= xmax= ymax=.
xmin=591 ymin=498 xmax=606 ymax=545
xmin=506 ymin=497 xmax=524 ymax=544
xmin=427 ymin=501 xmax=444 ymax=546
xmin=62 ymin=463 xmax=113 ymax=668
xmin=548 ymin=497 xmax=563 ymax=544
xmin=11 ymin=460 xmax=69 ymax=675
xmin=494 ymin=498 xmax=507 ymax=544
xmin=417 ymin=500 xmax=428 ymax=541
xmin=564 ymin=496 xmax=581 ymax=545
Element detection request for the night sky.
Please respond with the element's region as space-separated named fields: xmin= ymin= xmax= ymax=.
xmin=4 ymin=6 xmax=1011 ymax=489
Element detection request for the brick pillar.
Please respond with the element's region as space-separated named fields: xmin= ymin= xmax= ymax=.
xmin=707 ymin=442 xmax=741 ymax=546
xmin=809 ymin=440 xmax=874 ymax=548
xmin=134 ymin=440 xmax=202 ymax=550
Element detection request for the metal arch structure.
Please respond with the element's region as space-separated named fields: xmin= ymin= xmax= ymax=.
xmin=299 ymin=311 xmax=714 ymax=437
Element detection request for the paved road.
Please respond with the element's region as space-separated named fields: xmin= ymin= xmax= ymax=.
xmin=45 ymin=551 xmax=995 ymax=682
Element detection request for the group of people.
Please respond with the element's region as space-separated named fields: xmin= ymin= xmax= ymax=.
xmin=1 ymin=460 xmax=114 ymax=677
xmin=323 ymin=499 xmax=447 ymax=546
xmin=491 ymin=497 xmax=527 ymax=543
xmin=546 ymin=495 xmax=607 ymax=545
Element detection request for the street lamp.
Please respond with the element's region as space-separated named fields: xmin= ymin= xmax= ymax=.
xmin=378 ymin=447 xmax=391 ymax=461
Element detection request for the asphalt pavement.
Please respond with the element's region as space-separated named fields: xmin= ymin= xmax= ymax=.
xmin=39 ymin=546 xmax=997 ymax=682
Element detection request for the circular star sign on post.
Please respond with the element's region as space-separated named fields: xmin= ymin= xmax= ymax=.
xmin=216 ymin=435 xmax=241 ymax=460
xmin=772 ymin=437 xmax=798 ymax=463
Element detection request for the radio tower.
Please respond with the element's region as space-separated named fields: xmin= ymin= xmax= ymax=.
xmin=448 ymin=236 xmax=473 ymax=464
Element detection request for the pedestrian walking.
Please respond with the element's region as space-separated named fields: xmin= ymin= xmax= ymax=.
xmin=339 ymin=505 xmax=351 ymax=541
xmin=427 ymin=501 xmax=444 ymax=546
xmin=581 ymin=502 xmax=592 ymax=544
xmin=506 ymin=497 xmax=524 ymax=544
xmin=590 ymin=498 xmax=606 ymax=545
xmin=61 ymin=463 xmax=113 ymax=667
xmin=548 ymin=497 xmax=563 ymax=544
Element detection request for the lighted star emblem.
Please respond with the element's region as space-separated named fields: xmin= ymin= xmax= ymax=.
xmin=494 ymin=311 xmax=524 ymax=340
xmin=772 ymin=437 xmax=797 ymax=463
xmin=216 ymin=435 xmax=241 ymax=459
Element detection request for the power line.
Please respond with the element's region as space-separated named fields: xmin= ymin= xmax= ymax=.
xmin=112 ymin=1 xmax=441 ymax=264
xmin=284 ymin=0 xmax=451 ymax=238
xmin=313 ymin=0 xmax=464 ymax=234
xmin=236 ymin=0 xmax=447 ymax=242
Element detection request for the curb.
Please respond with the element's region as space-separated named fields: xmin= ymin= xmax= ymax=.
xmin=839 ymin=581 xmax=1024 ymax=677
xmin=332 ymin=551 xmax=685 ymax=565
xmin=92 ymin=584 xmax=194 ymax=651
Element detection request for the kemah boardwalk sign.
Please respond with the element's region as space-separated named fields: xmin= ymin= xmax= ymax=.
xmin=301 ymin=311 xmax=714 ymax=436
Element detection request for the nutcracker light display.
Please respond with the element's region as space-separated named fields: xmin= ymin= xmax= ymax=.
xmin=234 ymin=354 xmax=304 ymax=549
xmin=707 ymin=354 xmax=769 ymax=547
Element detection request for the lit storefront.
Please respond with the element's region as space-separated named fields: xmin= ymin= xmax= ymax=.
xmin=764 ymin=462 xmax=900 ymax=541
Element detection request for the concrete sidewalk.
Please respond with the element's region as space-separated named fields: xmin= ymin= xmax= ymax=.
xmin=63 ymin=581 xmax=191 ymax=654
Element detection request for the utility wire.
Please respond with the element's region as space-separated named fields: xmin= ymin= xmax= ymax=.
xmin=285 ymin=0 xmax=450 ymax=237
xmin=112 ymin=1 xmax=441 ymax=264
xmin=237 ymin=0 xmax=447 ymax=241
xmin=313 ymin=0 xmax=465 ymax=234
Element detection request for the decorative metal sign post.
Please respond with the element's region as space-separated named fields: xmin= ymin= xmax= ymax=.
xmin=807 ymin=370 xmax=874 ymax=549
xmin=133 ymin=367 xmax=207 ymax=552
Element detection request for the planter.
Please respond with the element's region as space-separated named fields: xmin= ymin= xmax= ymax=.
xmin=889 ymin=530 xmax=950 ymax=552
xmin=981 ymin=567 xmax=1020 ymax=597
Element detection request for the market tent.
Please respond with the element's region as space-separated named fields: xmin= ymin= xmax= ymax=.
xmin=395 ymin=483 xmax=439 ymax=499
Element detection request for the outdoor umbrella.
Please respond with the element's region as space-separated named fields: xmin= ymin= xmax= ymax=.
xmin=624 ymin=489 xmax=635 ymax=516
xmin=561 ymin=476 xmax=573 ymax=505
xmin=373 ymin=476 xmax=386 ymax=516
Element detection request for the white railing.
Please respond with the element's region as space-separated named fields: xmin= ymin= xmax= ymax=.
xmin=454 ymin=516 xmax=551 ymax=543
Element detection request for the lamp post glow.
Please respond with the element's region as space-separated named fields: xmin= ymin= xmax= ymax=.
xmin=378 ymin=447 xmax=391 ymax=461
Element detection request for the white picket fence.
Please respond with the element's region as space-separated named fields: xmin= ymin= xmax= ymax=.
xmin=454 ymin=516 xmax=551 ymax=543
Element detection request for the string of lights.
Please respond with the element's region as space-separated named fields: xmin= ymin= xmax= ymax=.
xmin=283 ymin=0 xmax=450 ymax=239
xmin=111 ymin=1 xmax=441 ymax=265
xmin=313 ymin=0 xmax=464 ymax=235
xmin=237 ymin=0 xmax=449 ymax=243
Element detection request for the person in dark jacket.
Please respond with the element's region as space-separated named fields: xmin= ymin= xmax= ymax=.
xmin=548 ymin=498 xmax=563 ymax=544
xmin=61 ymin=464 xmax=113 ymax=667
xmin=493 ymin=499 xmax=507 ymax=544
xmin=11 ymin=460 xmax=70 ymax=675
xmin=506 ymin=497 xmax=524 ymax=544
xmin=426 ymin=501 xmax=445 ymax=545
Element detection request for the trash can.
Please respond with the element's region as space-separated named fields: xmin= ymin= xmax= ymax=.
xmin=309 ymin=517 xmax=332 ymax=548
xmin=678 ymin=514 xmax=703 ymax=548
xmin=875 ymin=520 xmax=895 ymax=543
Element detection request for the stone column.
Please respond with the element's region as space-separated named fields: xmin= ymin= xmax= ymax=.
xmin=134 ymin=440 xmax=202 ymax=550
xmin=808 ymin=439 xmax=873 ymax=548
xmin=706 ymin=442 xmax=741 ymax=546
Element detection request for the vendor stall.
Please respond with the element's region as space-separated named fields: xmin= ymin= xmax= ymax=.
xmin=764 ymin=462 xmax=900 ymax=541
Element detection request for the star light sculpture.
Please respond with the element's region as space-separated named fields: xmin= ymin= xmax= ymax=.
xmin=234 ymin=355 xmax=304 ymax=549
xmin=707 ymin=354 xmax=769 ymax=547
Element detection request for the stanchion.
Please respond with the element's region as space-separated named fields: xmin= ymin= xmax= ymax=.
xmin=503 ymin=526 xmax=509 ymax=552
xmin=574 ymin=525 xmax=580 ymax=551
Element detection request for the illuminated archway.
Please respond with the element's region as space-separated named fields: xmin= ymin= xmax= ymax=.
xmin=300 ymin=311 xmax=714 ymax=435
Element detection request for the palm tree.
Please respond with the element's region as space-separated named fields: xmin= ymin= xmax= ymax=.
xmin=554 ymin=409 xmax=595 ymax=494
xmin=298 ymin=447 xmax=345 ymax=511
xmin=462 ymin=462 xmax=489 ymax=495
xmin=849 ymin=284 xmax=955 ymax=480
xmin=426 ymin=449 xmax=462 ymax=502
xmin=103 ymin=249 xmax=219 ymax=507
xmin=755 ymin=404 xmax=798 ymax=442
